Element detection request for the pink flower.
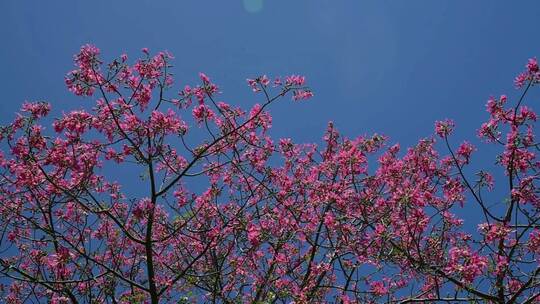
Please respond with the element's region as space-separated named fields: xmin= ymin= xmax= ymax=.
xmin=260 ymin=75 xmax=270 ymax=86
xmin=21 ymin=101 xmax=51 ymax=119
xmin=445 ymin=247 xmax=487 ymax=283
xmin=494 ymin=254 xmax=508 ymax=275
xmin=528 ymin=229 xmax=540 ymax=254
xmin=340 ymin=295 xmax=352 ymax=304
xmin=323 ymin=213 xmax=336 ymax=227
xmin=292 ymin=89 xmax=314 ymax=101
xmin=65 ymin=44 xmax=103 ymax=96
xmin=199 ymin=72 xmax=210 ymax=84
xmin=246 ymin=75 xmax=271 ymax=92
xmin=478 ymin=223 xmax=512 ymax=243
xmin=527 ymin=57 xmax=539 ymax=73
xmin=51 ymin=296 xmax=70 ymax=304
xmin=369 ymin=281 xmax=389 ymax=296
xmin=247 ymin=223 xmax=261 ymax=246
xmin=434 ymin=119 xmax=455 ymax=138
xmin=246 ymin=78 xmax=260 ymax=92
xmin=456 ymin=141 xmax=475 ymax=164
xmin=515 ymin=72 xmax=528 ymax=88
xmin=46 ymin=247 xmax=74 ymax=271
xmin=192 ymin=104 xmax=215 ymax=123
xmin=515 ymin=58 xmax=540 ymax=88
xmin=509 ymin=279 xmax=522 ymax=293
xmin=149 ymin=109 xmax=187 ymax=136
xmin=478 ymin=171 xmax=494 ymax=190
xmin=285 ymin=75 xmax=305 ymax=86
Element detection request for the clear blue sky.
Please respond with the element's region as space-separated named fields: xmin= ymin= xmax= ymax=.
xmin=1 ymin=1 xmax=540 ymax=223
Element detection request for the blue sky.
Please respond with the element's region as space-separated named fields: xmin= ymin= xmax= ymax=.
xmin=1 ymin=1 xmax=540 ymax=222
xmin=1 ymin=1 xmax=539 ymax=145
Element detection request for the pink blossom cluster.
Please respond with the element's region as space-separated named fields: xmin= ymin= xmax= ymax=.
xmin=444 ymin=247 xmax=488 ymax=283
xmin=515 ymin=57 xmax=540 ymax=88
xmin=65 ymin=44 xmax=103 ymax=96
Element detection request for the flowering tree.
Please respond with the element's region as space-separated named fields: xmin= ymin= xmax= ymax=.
xmin=0 ymin=45 xmax=539 ymax=303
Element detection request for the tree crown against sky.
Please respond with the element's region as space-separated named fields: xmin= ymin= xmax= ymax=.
xmin=1 ymin=45 xmax=540 ymax=303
